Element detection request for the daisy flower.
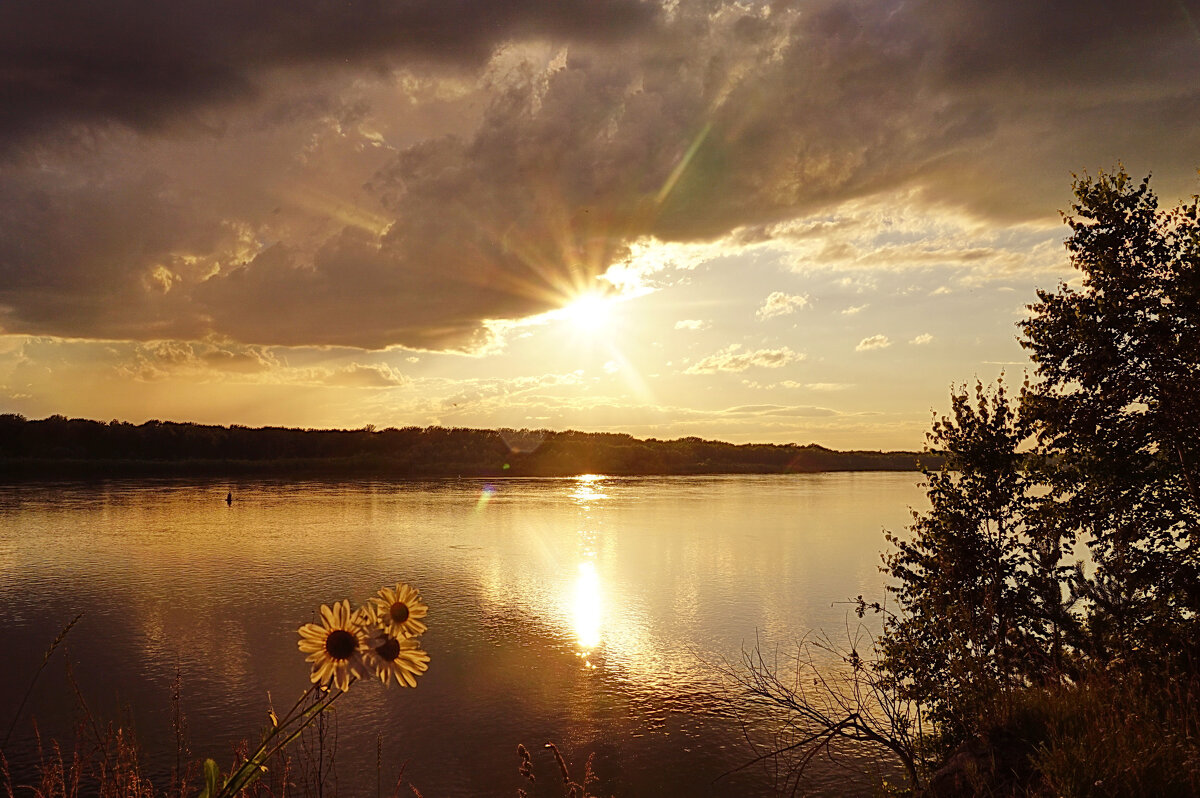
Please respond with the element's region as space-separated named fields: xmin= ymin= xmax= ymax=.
xmin=370 ymin=582 xmax=428 ymax=639
xmin=297 ymin=599 xmax=369 ymax=691
xmin=364 ymin=633 xmax=430 ymax=687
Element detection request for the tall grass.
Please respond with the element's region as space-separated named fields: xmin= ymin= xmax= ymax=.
xmin=1023 ymin=670 xmax=1200 ymax=797
xmin=3 ymin=721 xmax=607 ymax=798
xmin=916 ymin=665 xmax=1200 ymax=797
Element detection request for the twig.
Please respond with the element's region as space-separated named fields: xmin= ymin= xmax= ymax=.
xmin=3 ymin=613 xmax=83 ymax=748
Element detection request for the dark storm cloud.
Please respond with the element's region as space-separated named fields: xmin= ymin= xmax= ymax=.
xmin=0 ymin=164 xmax=228 ymax=340
xmin=0 ymin=0 xmax=656 ymax=147
xmin=2 ymin=0 xmax=1200 ymax=350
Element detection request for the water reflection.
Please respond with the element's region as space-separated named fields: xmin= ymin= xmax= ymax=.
xmin=570 ymin=475 xmax=609 ymax=503
xmin=573 ymin=561 xmax=603 ymax=663
xmin=0 ymin=474 xmax=929 ymax=798
xmin=567 ymin=476 xmax=607 ymax=666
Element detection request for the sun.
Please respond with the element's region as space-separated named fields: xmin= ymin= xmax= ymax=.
xmin=562 ymin=292 xmax=614 ymax=333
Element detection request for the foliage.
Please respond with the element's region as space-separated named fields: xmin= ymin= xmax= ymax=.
xmin=1021 ymin=168 xmax=1200 ymax=662
xmin=878 ymin=167 xmax=1200 ymax=792
xmin=734 ymin=168 xmax=1200 ymax=795
xmin=515 ymin=742 xmax=604 ymax=798
xmin=880 ymin=378 xmax=1055 ymax=746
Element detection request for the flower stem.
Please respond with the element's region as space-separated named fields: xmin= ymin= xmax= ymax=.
xmin=217 ymin=684 xmax=338 ymax=797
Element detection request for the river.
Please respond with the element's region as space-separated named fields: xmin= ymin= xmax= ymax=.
xmin=0 ymin=473 xmax=927 ymax=796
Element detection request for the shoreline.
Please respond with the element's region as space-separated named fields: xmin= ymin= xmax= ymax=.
xmin=0 ymin=455 xmax=937 ymax=480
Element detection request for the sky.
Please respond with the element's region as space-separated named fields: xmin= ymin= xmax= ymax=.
xmin=2 ymin=0 xmax=1200 ymax=450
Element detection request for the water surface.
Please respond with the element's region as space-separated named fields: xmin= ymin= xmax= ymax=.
xmin=0 ymin=473 xmax=926 ymax=796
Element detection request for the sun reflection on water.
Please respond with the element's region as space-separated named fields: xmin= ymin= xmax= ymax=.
xmin=570 ymin=474 xmax=609 ymax=503
xmin=573 ymin=560 xmax=603 ymax=663
xmin=569 ymin=475 xmax=606 ymax=666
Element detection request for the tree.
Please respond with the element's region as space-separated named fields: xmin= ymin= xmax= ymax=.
xmin=879 ymin=378 xmax=1056 ymax=746
xmin=1021 ymin=168 xmax=1200 ymax=661
xmin=725 ymin=380 xmax=1062 ymax=791
xmin=880 ymin=169 xmax=1200 ymax=743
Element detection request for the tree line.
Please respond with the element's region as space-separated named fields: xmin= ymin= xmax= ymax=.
xmin=0 ymin=415 xmax=939 ymax=478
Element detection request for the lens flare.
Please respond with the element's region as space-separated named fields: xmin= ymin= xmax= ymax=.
xmin=475 ymin=483 xmax=497 ymax=512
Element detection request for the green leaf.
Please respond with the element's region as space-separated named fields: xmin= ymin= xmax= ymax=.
xmin=198 ymin=758 xmax=223 ymax=798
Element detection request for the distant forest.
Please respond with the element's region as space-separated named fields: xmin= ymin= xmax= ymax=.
xmin=0 ymin=414 xmax=940 ymax=478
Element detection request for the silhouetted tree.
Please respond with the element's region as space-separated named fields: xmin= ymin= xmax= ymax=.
xmin=735 ymin=169 xmax=1200 ymax=793
xmin=880 ymin=378 xmax=1055 ymax=745
xmin=0 ymin=416 xmax=934 ymax=478
xmin=1021 ymin=168 xmax=1200 ymax=662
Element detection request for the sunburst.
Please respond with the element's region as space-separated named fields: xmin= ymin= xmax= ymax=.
xmin=562 ymin=292 xmax=615 ymax=333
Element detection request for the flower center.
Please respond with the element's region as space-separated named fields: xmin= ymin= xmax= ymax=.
xmin=325 ymin=629 xmax=357 ymax=660
xmin=389 ymin=601 xmax=410 ymax=624
xmin=376 ymin=637 xmax=401 ymax=662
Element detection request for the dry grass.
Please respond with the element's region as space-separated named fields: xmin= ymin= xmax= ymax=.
xmin=1 ymin=683 xmax=421 ymax=798
xmin=4 ymin=728 xmax=603 ymax=798
xmin=1022 ymin=670 xmax=1200 ymax=798
xmin=515 ymin=742 xmax=605 ymax=798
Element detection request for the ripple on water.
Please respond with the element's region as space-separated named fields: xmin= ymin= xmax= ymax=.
xmin=0 ymin=474 xmax=926 ymax=797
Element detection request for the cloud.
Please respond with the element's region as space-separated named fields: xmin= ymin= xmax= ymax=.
xmin=321 ymin=363 xmax=409 ymax=389
xmin=772 ymin=196 xmax=1068 ymax=279
xmin=685 ymin=344 xmax=804 ymax=374
xmin=674 ymin=319 xmax=709 ymax=331
xmin=909 ymin=333 xmax=935 ymax=345
xmin=436 ymin=371 xmax=586 ymax=411
xmin=110 ymin=339 xmax=414 ymax=388
xmin=3 ymin=0 xmax=1200 ymax=351
xmin=856 ymin=335 xmax=892 ymax=352
xmin=841 ymin=304 xmax=869 ymax=315
xmin=0 ymin=0 xmax=655 ymax=148
xmin=721 ymin=404 xmax=838 ymax=418
xmin=117 ymin=340 xmax=280 ymax=381
xmin=782 ymin=381 xmax=854 ymax=392
xmin=756 ymin=291 xmax=810 ymax=320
